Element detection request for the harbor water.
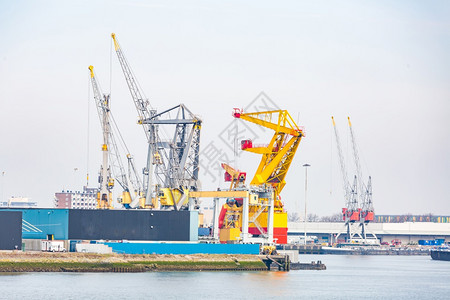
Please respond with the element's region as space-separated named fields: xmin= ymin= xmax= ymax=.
xmin=1 ymin=255 xmax=449 ymax=299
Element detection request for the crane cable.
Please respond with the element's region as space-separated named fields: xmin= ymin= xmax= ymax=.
xmin=86 ymin=72 xmax=91 ymax=187
xmin=110 ymin=36 xmax=113 ymax=98
xmin=330 ymin=120 xmax=333 ymax=196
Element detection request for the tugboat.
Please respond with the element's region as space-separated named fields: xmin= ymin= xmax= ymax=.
xmin=431 ymin=248 xmax=450 ymax=261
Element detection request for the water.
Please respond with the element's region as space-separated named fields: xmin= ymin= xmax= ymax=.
xmin=1 ymin=255 xmax=449 ymax=299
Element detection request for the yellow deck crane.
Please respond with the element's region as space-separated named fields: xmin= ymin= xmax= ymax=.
xmin=216 ymin=163 xmax=246 ymax=241
xmin=235 ymin=109 xmax=303 ymax=198
xmin=89 ymin=66 xmax=143 ymax=209
xmin=228 ymin=109 xmax=304 ymax=243
xmin=188 ymin=109 xmax=303 ymax=244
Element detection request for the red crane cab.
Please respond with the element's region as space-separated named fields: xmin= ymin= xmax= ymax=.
xmin=241 ymin=139 xmax=253 ymax=150
xmin=342 ymin=208 xmax=347 ymax=221
xmin=224 ymin=172 xmax=233 ymax=182
xmin=350 ymin=209 xmax=361 ymax=221
xmin=364 ymin=211 xmax=374 ymax=221
xmin=232 ymin=108 xmax=243 ymax=118
xmin=343 ymin=208 xmax=361 ymax=221
xmin=224 ymin=171 xmax=246 ymax=182
xmin=238 ymin=172 xmax=246 ymax=182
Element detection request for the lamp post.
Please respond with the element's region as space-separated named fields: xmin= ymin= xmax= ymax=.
xmin=1 ymin=171 xmax=5 ymax=205
xmin=303 ymin=163 xmax=310 ymax=245
xmin=73 ymin=168 xmax=78 ymax=191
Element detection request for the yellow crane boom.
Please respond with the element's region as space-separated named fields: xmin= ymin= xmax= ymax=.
xmin=233 ymin=109 xmax=303 ymax=196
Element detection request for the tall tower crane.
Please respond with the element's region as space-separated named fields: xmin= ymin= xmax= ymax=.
xmin=89 ymin=65 xmax=143 ymax=209
xmin=111 ymin=33 xmax=202 ymax=210
xmin=331 ymin=116 xmax=360 ymax=241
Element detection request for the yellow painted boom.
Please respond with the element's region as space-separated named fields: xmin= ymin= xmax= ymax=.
xmin=234 ymin=109 xmax=303 ymax=195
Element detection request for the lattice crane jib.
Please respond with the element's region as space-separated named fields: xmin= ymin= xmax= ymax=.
xmin=332 ymin=116 xmax=360 ymax=222
xmin=348 ymin=117 xmax=374 ymax=216
xmin=111 ymin=33 xmax=152 ymax=140
xmin=89 ymin=66 xmax=114 ymax=209
xmin=111 ymin=33 xmax=162 ymax=207
xmin=89 ymin=66 xmax=142 ymax=209
xmin=348 ymin=117 xmax=367 ymax=206
xmin=112 ymin=33 xmax=202 ymax=209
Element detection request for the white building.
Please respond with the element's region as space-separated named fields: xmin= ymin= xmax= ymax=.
xmin=200 ymin=205 xmax=214 ymax=227
xmin=288 ymin=221 xmax=450 ymax=245
xmin=0 ymin=196 xmax=37 ymax=208
xmin=54 ymin=186 xmax=98 ymax=209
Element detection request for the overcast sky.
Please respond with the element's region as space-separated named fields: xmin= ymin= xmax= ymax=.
xmin=0 ymin=0 xmax=449 ymax=216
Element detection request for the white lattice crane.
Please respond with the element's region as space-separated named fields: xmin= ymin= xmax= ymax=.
xmin=111 ymin=34 xmax=158 ymax=206
xmin=89 ymin=65 xmax=143 ymax=209
xmin=331 ymin=116 xmax=359 ymax=224
xmin=347 ymin=117 xmax=374 ymax=223
xmin=111 ymin=33 xmax=202 ymax=210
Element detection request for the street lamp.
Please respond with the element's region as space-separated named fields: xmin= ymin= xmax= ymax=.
xmin=73 ymin=168 xmax=78 ymax=191
xmin=303 ymin=163 xmax=310 ymax=245
xmin=1 ymin=171 xmax=5 ymax=205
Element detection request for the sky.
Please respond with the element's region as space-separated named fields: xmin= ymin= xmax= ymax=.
xmin=0 ymin=0 xmax=449 ymax=216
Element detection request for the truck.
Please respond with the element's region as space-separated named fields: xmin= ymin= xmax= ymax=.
xmin=41 ymin=240 xmax=66 ymax=252
xmin=288 ymin=235 xmax=318 ymax=244
xmin=391 ymin=239 xmax=402 ymax=246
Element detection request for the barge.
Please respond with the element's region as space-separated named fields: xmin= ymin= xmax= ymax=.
xmin=431 ymin=249 xmax=450 ymax=261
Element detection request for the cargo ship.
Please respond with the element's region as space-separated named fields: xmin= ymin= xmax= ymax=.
xmin=430 ymin=248 xmax=450 ymax=261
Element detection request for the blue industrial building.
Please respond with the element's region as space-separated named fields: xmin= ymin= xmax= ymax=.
xmin=1 ymin=208 xmax=198 ymax=242
xmin=19 ymin=209 xmax=68 ymax=240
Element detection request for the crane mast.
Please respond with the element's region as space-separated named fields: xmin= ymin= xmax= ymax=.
xmin=331 ymin=116 xmax=359 ymax=222
xmin=89 ymin=66 xmax=114 ymax=209
xmin=348 ymin=117 xmax=374 ymax=223
xmin=111 ymin=33 xmax=159 ymax=206
xmin=89 ymin=65 xmax=143 ymax=209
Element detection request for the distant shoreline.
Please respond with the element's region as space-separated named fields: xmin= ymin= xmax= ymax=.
xmin=0 ymin=252 xmax=267 ymax=272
